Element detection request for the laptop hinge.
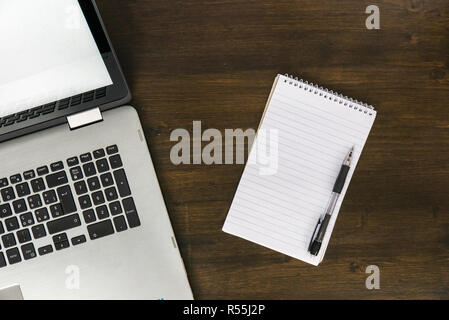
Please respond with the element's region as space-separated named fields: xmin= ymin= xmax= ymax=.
xmin=67 ymin=107 xmax=103 ymax=130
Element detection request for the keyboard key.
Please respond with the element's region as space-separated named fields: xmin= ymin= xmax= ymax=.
xmin=67 ymin=157 xmax=79 ymax=167
xmin=0 ymin=252 xmax=6 ymax=268
xmin=106 ymin=145 xmax=118 ymax=155
xmin=71 ymin=235 xmax=86 ymax=246
xmin=5 ymin=216 xmax=20 ymax=231
xmin=20 ymin=212 xmax=34 ymax=227
xmin=23 ymin=170 xmax=35 ymax=180
xmin=5 ymin=115 xmax=19 ymax=125
xmin=113 ymin=169 xmax=131 ymax=197
xmin=92 ymin=191 xmax=105 ymax=205
xmin=79 ymin=195 xmax=92 ymax=209
xmin=0 ymin=221 xmax=4 ymax=234
xmin=96 ymin=158 xmax=109 ymax=173
xmin=109 ymin=154 xmax=123 ymax=169
xmin=0 ymin=203 xmax=12 ymax=218
xmin=12 ymin=199 xmax=27 ymax=214
xmin=31 ymin=177 xmax=45 ymax=192
xmin=87 ymin=219 xmax=114 ymax=240
xmin=123 ymin=197 xmax=141 ymax=228
xmin=50 ymin=161 xmax=64 ymax=172
xmin=80 ymin=153 xmax=92 ymax=163
xmin=83 ymin=209 xmax=96 ymax=224
xmin=1 ymin=186 xmax=16 ymax=202
xmin=46 ymin=213 xmax=81 ymax=234
xmin=35 ymin=207 xmax=50 ymax=222
xmin=36 ymin=166 xmax=49 ymax=176
xmin=82 ymin=162 xmax=96 ymax=177
xmin=100 ymin=172 xmax=114 ymax=187
xmin=0 ymin=178 xmax=8 ymax=187
xmin=6 ymin=248 xmax=21 ymax=264
xmin=50 ymin=203 xmax=64 ymax=218
xmin=105 ymin=187 xmax=118 ymax=201
xmin=42 ymin=103 xmax=55 ymax=114
xmin=16 ymin=182 xmax=31 ymax=197
xmin=83 ymin=91 xmax=94 ymax=102
xmin=10 ymin=174 xmax=22 ymax=184
xmin=21 ymin=243 xmax=36 ymax=260
xmin=38 ymin=245 xmax=53 ymax=256
xmin=54 ymin=240 xmax=70 ymax=251
xmin=31 ymin=224 xmax=46 ymax=239
xmin=74 ymin=180 xmax=88 ymax=195
xmin=93 ymin=149 xmax=105 ymax=159
xmin=70 ymin=166 xmax=83 ymax=181
xmin=28 ymin=194 xmax=42 ymax=209
xmin=17 ymin=229 xmax=32 ymax=243
xmin=96 ymin=205 xmax=109 ymax=220
xmin=46 ymin=171 xmax=68 ymax=188
xmin=2 ymin=233 xmax=16 ymax=248
xmin=113 ymin=215 xmax=128 ymax=232
xmin=43 ymin=190 xmax=57 ymax=204
xmin=52 ymin=233 xmax=67 ymax=243
xmin=87 ymin=177 xmax=100 ymax=191
xmin=59 ymin=98 xmax=70 ymax=109
xmin=109 ymin=201 xmax=122 ymax=216
xmin=57 ymin=185 xmax=76 ymax=215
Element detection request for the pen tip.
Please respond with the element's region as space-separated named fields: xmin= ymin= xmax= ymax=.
xmin=346 ymin=146 xmax=354 ymax=162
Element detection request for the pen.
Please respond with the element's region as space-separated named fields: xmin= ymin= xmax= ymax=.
xmin=308 ymin=146 xmax=354 ymax=256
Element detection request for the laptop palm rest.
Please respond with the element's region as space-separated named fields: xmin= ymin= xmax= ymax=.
xmin=0 ymin=106 xmax=192 ymax=299
xmin=0 ymin=285 xmax=24 ymax=300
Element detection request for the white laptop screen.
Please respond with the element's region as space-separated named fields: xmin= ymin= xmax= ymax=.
xmin=0 ymin=0 xmax=113 ymax=118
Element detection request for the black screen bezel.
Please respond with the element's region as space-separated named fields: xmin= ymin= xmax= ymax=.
xmin=0 ymin=0 xmax=131 ymax=143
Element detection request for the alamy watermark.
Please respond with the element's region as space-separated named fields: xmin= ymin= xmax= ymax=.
xmin=365 ymin=265 xmax=380 ymax=289
xmin=65 ymin=265 xmax=80 ymax=290
xmin=365 ymin=5 xmax=380 ymax=29
xmin=170 ymin=121 xmax=279 ymax=175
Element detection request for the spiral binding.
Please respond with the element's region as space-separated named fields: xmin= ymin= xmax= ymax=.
xmin=282 ymin=74 xmax=375 ymax=116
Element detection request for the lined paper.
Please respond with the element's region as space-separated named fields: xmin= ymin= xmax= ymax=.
xmin=222 ymin=74 xmax=376 ymax=265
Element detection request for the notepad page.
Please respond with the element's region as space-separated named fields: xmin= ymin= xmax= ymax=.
xmin=223 ymin=74 xmax=376 ymax=265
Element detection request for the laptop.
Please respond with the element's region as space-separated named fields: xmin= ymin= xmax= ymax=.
xmin=0 ymin=0 xmax=193 ymax=299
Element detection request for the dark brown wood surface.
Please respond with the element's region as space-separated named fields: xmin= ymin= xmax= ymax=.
xmin=95 ymin=0 xmax=449 ymax=299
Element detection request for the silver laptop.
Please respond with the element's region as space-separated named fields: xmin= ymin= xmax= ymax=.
xmin=0 ymin=0 xmax=192 ymax=299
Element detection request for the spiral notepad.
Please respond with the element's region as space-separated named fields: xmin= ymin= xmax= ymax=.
xmin=222 ymin=74 xmax=376 ymax=266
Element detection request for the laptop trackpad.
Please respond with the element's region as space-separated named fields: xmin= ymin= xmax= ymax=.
xmin=0 ymin=285 xmax=24 ymax=300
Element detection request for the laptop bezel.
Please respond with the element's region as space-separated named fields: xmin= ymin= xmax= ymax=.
xmin=0 ymin=0 xmax=131 ymax=143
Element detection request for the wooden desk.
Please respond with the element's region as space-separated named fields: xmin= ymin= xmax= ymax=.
xmin=96 ymin=0 xmax=449 ymax=299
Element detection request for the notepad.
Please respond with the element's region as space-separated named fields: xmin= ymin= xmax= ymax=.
xmin=222 ymin=74 xmax=376 ymax=265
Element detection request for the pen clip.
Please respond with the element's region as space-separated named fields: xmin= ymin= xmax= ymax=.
xmin=308 ymin=218 xmax=322 ymax=252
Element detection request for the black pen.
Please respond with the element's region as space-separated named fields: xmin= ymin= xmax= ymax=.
xmin=308 ymin=146 xmax=354 ymax=256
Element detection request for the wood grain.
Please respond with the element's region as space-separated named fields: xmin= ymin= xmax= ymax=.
xmin=95 ymin=0 xmax=449 ymax=299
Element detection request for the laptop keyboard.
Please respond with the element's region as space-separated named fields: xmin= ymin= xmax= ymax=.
xmin=0 ymin=87 xmax=107 ymax=128
xmin=0 ymin=144 xmax=141 ymax=268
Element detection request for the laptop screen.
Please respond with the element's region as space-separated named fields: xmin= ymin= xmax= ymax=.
xmin=0 ymin=0 xmax=113 ymax=118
